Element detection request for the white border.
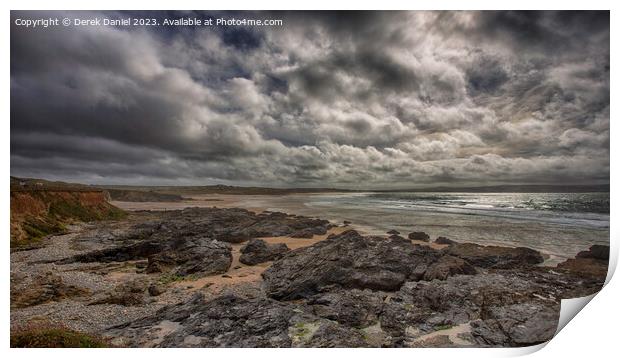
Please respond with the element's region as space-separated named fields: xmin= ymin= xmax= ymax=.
xmin=3 ymin=2 xmax=616 ymax=357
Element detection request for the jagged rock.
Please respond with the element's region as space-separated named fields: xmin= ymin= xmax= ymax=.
xmin=423 ymin=255 xmax=477 ymax=281
xmin=388 ymin=234 xmax=406 ymax=241
xmin=443 ymin=242 xmax=544 ymax=268
xmin=379 ymin=272 xmax=563 ymax=340
xmin=262 ymin=230 xmax=440 ymax=300
xmin=576 ymin=244 xmax=609 ymax=260
xmin=305 ymin=288 xmax=386 ymax=328
xmin=145 ymin=237 xmax=232 ymax=276
xmin=387 ymin=229 xmax=400 ymax=235
xmin=435 ymin=237 xmax=457 ymax=245
xmin=239 ymin=239 xmax=290 ymax=265
xmin=470 ymin=303 xmax=559 ymax=346
xmin=343 ymin=221 xmax=351 ymax=225
xmin=91 ymin=280 xmax=147 ymax=306
xmin=108 ymin=293 xmax=367 ymax=347
xmin=10 ymin=272 xmax=89 ymax=308
xmin=409 ymin=232 xmax=430 ymax=242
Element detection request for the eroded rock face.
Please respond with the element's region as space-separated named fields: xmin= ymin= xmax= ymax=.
xmin=239 ymin=239 xmax=290 ymax=265
xmin=262 ymin=230 xmax=441 ymax=299
xmin=443 ymin=243 xmax=544 ymax=268
xmin=108 ymin=293 xmax=367 ymax=348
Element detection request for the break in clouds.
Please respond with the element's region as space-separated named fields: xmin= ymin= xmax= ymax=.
xmin=10 ymin=11 xmax=610 ymax=188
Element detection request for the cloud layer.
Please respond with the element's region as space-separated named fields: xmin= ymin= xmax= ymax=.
xmin=11 ymin=11 xmax=610 ymax=188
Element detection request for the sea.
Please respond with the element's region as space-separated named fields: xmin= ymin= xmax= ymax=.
xmin=238 ymin=192 xmax=610 ymax=265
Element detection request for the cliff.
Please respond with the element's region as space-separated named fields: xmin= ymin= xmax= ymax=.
xmin=10 ymin=189 xmax=125 ymax=247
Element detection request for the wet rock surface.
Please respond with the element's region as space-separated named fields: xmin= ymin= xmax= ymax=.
xmin=239 ymin=239 xmax=290 ymax=265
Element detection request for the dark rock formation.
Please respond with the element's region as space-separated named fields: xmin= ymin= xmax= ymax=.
xmin=409 ymin=232 xmax=430 ymax=242
xmin=443 ymin=242 xmax=544 ymax=268
xmin=387 ymin=229 xmax=400 ymax=235
xmin=262 ymin=230 xmax=440 ymax=299
xmin=305 ymin=288 xmax=386 ymax=328
xmin=423 ymin=255 xmax=477 ymax=281
xmin=108 ymin=293 xmax=367 ymax=347
xmin=148 ymin=283 xmax=166 ymax=296
xmin=557 ymin=245 xmax=609 ymax=280
xmin=145 ymin=238 xmax=232 ymax=276
xmin=470 ymin=303 xmax=558 ymax=346
xmin=576 ymin=244 xmax=609 ymax=260
xmin=239 ymin=239 xmax=290 ymax=265
xmin=435 ymin=237 xmax=457 ymax=245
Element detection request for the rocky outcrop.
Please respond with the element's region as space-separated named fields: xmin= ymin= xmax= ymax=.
xmin=435 ymin=237 xmax=457 ymax=245
xmin=10 ymin=272 xmax=90 ymax=308
xmin=423 ymin=255 xmax=476 ymax=281
xmin=145 ymin=238 xmax=232 ymax=276
xmin=409 ymin=232 xmax=430 ymax=242
xmin=108 ymin=293 xmax=367 ymax=347
xmin=262 ymin=230 xmax=441 ymax=299
xmin=239 ymin=239 xmax=290 ymax=265
xmin=443 ymin=242 xmax=544 ymax=268
xmin=557 ymin=245 xmax=609 ymax=279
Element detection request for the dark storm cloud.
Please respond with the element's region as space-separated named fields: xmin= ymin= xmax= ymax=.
xmin=10 ymin=10 xmax=609 ymax=187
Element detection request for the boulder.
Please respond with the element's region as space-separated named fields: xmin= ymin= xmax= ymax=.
xmin=423 ymin=255 xmax=476 ymax=281
xmin=148 ymin=283 xmax=166 ymax=297
xmin=443 ymin=243 xmax=543 ymax=268
xmin=387 ymin=229 xmax=401 ymax=235
xmin=409 ymin=232 xmax=430 ymax=242
xmin=434 ymin=237 xmax=457 ymax=245
xmin=262 ymin=230 xmax=440 ymax=300
xmin=575 ymin=244 xmax=609 ymax=260
xmin=239 ymin=239 xmax=290 ymax=265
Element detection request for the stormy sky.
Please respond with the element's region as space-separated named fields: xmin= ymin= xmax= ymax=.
xmin=10 ymin=11 xmax=610 ymax=188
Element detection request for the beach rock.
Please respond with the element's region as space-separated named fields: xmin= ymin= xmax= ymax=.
xmin=239 ymin=239 xmax=290 ymax=265
xmin=145 ymin=237 xmax=232 ymax=276
xmin=423 ymin=255 xmax=477 ymax=281
xmin=108 ymin=293 xmax=367 ymax=347
xmin=343 ymin=220 xmax=351 ymax=225
xmin=290 ymin=225 xmax=330 ymax=238
xmin=388 ymin=234 xmax=406 ymax=241
xmin=409 ymin=232 xmax=430 ymax=242
xmin=262 ymin=230 xmax=440 ymax=300
xmin=305 ymin=288 xmax=386 ymax=328
xmin=470 ymin=303 xmax=558 ymax=346
xmin=443 ymin=243 xmax=544 ymax=268
xmin=557 ymin=252 xmax=608 ymax=279
xmin=387 ymin=229 xmax=401 ymax=235
xmin=576 ymin=244 xmax=609 ymax=260
xmin=435 ymin=237 xmax=457 ymax=245
xmin=10 ymin=272 xmax=89 ymax=308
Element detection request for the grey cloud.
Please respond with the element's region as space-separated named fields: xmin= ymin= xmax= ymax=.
xmin=10 ymin=10 xmax=609 ymax=188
